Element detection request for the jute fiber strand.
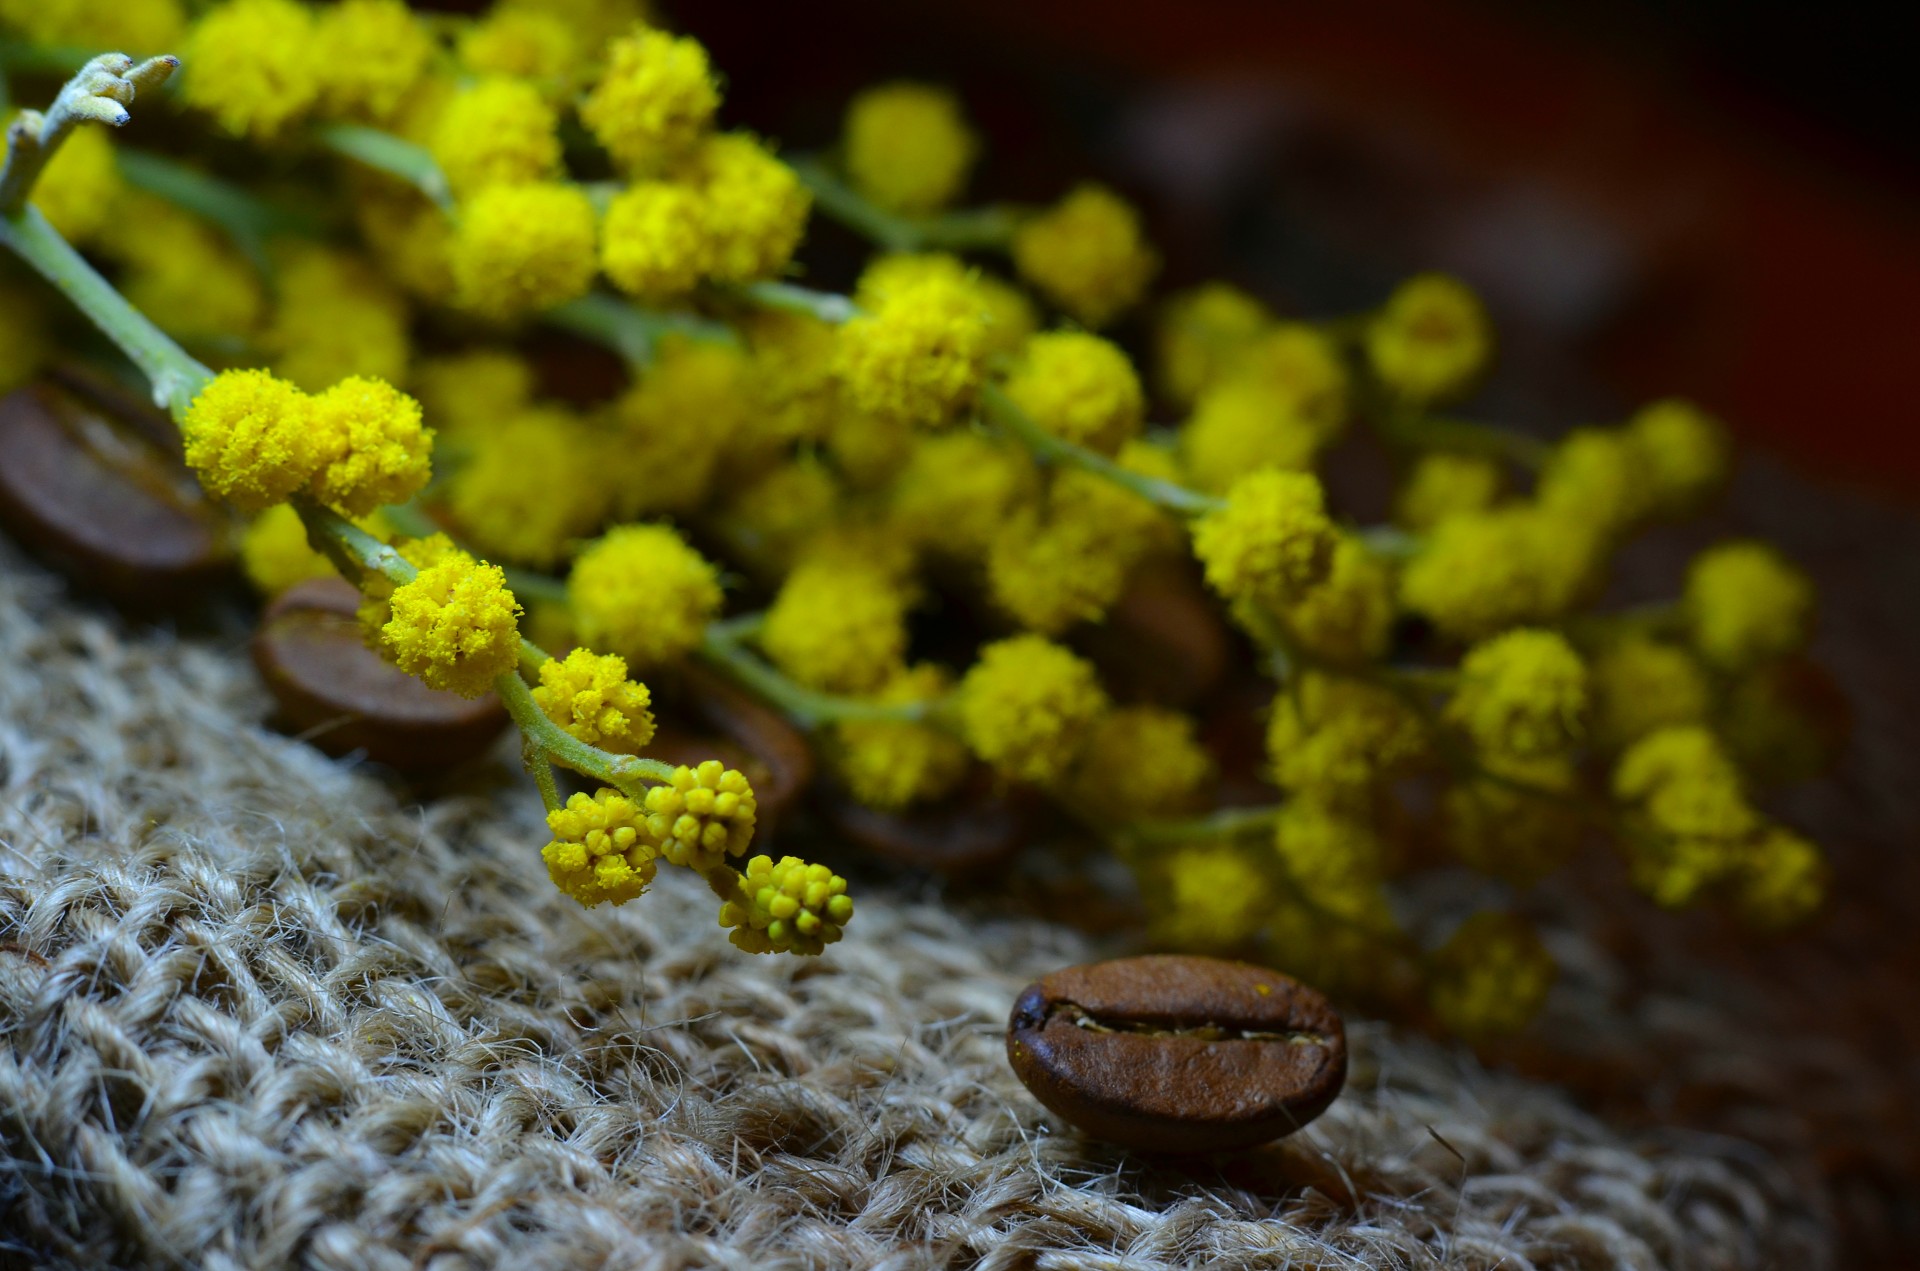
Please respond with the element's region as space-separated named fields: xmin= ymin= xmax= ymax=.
xmin=0 ymin=543 xmax=1827 ymax=1270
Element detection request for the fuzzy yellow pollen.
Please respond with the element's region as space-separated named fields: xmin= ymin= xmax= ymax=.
xmin=833 ymin=664 xmax=969 ymax=812
xmin=1190 ymin=469 xmax=1337 ymax=607
xmin=449 ymin=181 xmax=598 ymax=321
xmin=307 ymin=376 xmax=434 ymax=516
xmin=532 ymin=648 xmax=656 ymax=755
xmin=835 ymin=272 xmax=989 ymax=429
xmin=379 ymin=551 xmax=522 ymax=698
xmin=956 ymin=635 xmax=1109 ymax=784
xmin=568 ymin=524 xmax=723 ymax=668
xmin=183 ymin=0 xmax=322 ymax=140
xmin=431 ymin=77 xmax=561 ymax=198
xmin=760 ymin=559 xmax=910 ymax=695
xmin=312 ymin=0 xmax=434 ymax=124
xmin=600 ymin=182 xmax=709 ymax=301
xmin=1445 ymin=628 xmax=1588 ymax=759
xmin=1002 ymin=331 xmax=1145 ymax=457
xmin=542 ymin=788 xmax=658 ymax=908
xmin=181 ymin=368 xmax=319 ymax=513
xmin=581 ymin=24 xmax=719 ymax=173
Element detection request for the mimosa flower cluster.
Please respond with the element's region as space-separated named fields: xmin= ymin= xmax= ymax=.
xmin=0 ymin=5 xmax=1837 ymax=1022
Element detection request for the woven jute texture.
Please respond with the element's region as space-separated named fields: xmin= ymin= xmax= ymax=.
xmin=0 ymin=531 xmax=1857 ymax=1270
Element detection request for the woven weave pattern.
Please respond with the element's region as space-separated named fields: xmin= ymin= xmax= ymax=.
xmin=0 ymin=550 xmax=1825 ymax=1270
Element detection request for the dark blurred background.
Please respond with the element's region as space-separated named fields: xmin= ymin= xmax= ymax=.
xmin=681 ymin=0 xmax=1920 ymax=498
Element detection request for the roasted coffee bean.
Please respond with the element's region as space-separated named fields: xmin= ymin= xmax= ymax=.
xmin=1007 ymin=954 xmax=1346 ymax=1153
xmin=0 ymin=378 xmax=232 ymax=607
xmin=253 ymin=577 xmax=509 ymax=772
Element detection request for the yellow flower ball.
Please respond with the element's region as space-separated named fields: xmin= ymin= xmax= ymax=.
xmin=450 ymin=181 xmax=598 ymax=321
xmin=1399 ymin=503 xmax=1605 ymax=641
xmin=835 ymin=271 xmax=989 ymax=429
xmin=569 ymin=524 xmax=722 ymax=667
xmin=956 ymin=635 xmax=1108 ymax=784
xmin=543 ymin=787 xmax=658 ymax=908
xmin=604 ymin=337 xmax=754 ymax=517
xmin=313 ymin=0 xmax=434 ymax=123
xmin=0 ymin=0 xmax=183 ymax=52
xmin=715 ymin=457 xmax=841 ymax=578
xmin=855 ymin=252 xmax=1036 ymax=358
xmin=986 ymin=469 xmax=1158 ymax=635
xmin=1156 ymin=282 xmax=1270 ymax=409
xmin=1282 ymin=536 xmax=1395 ymax=667
xmin=1179 ymin=380 xmax=1321 ymax=496
xmin=306 ymin=376 xmax=434 ymax=516
xmin=645 ymin=760 xmax=757 ymax=872
xmin=1427 ymin=913 xmax=1555 ymax=1038
xmin=184 ymin=0 xmax=322 ymax=140
xmin=1684 ymin=541 xmax=1813 ymax=672
xmin=532 ymin=648 xmax=656 ymax=755
xmin=675 ymin=133 xmax=812 ymax=285
xmin=581 ymin=24 xmax=719 ymax=172
xmin=445 ymin=407 xmax=611 ymax=568
xmin=1445 ymin=628 xmax=1588 ymax=759
xmin=719 ymin=854 xmax=853 ymax=956
xmin=843 ymin=81 xmax=978 ymax=214
xmin=381 ymin=551 xmax=522 ymax=698
xmin=1190 ymin=469 xmax=1337 ymax=607
xmin=1145 ymin=843 xmax=1276 ymax=954
xmin=410 ymin=348 xmax=534 ymax=438
xmin=1627 ymin=398 xmax=1728 ymax=517
xmin=1366 ymin=272 xmax=1493 ymax=404
xmin=457 ymin=9 xmax=578 ymax=89
xmin=1063 ymin=705 xmax=1213 ymax=821
xmin=1271 ymin=801 xmax=1392 ymax=925
xmin=889 ymin=430 xmax=1038 ymax=562
xmin=1733 ymin=828 xmax=1827 ymax=931
xmin=31 ymin=125 xmax=120 ymax=247
xmin=182 ymin=369 xmax=319 ymax=513
xmin=432 ymin=78 xmax=562 ymax=198
xmin=1230 ymin=324 xmax=1350 ymax=444
xmin=1002 ymin=331 xmax=1145 ymax=456
xmin=1267 ymin=672 xmax=1428 ymax=812
xmin=833 ymin=664 xmax=969 ymax=812
xmin=1394 ymin=452 xmax=1503 ymax=531
xmin=760 ymin=559 xmax=910 ymax=694
xmin=264 ymin=245 xmax=411 ymax=392
xmin=1588 ymin=636 xmax=1712 ymax=752
xmin=600 ymin=181 xmax=709 ymax=301
xmin=1012 ymin=183 xmax=1157 ymax=329
xmin=350 ymin=182 xmax=455 ymax=304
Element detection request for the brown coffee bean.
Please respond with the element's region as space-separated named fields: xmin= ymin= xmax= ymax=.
xmin=0 ymin=378 xmax=232 ymax=607
xmin=253 ymin=577 xmax=509 ymax=772
xmin=1008 ymin=954 xmax=1346 ymax=1153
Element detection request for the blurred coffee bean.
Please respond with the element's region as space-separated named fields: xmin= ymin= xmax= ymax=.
xmin=1081 ymin=559 xmax=1230 ymax=707
xmin=673 ymin=663 xmax=814 ymax=821
xmin=0 ymin=378 xmax=232 ymax=607
xmin=820 ymin=773 xmax=1031 ymax=878
xmin=1008 ymin=955 xmax=1346 ymax=1153
xmin=253 ymin=577 xmax=508 ymax=772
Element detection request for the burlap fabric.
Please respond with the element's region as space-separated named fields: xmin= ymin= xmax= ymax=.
xmin=0 ymin=513 xmax=1878 ymax=1267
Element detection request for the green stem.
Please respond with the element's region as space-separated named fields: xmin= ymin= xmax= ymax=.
xmin=544 ymin=291 xmax=737 ymax=367
xmin=734 ymin=280 xmax=860 ymax=325
xmin=525 ymin=739 xmax=562 ymax=813
xmin=314 ymin=123 xmax=453 ymax=212
xmin=980 ymin=382 xmax=1224 ymax=518
xmin=116 ymin=148 xmax=324 ymax=269
xmin=500 ymin=562 xmax=571 ymax=605
xmin=0 ymin=204 xmax=210 ymax=415
xmin=494 ymin=667 xmax=676 ymax=791
xmin=1120 ymin=804 xmax=1284 ymax=845
xmin=789 ymin=155 xmax=1019 ymax=253
xmin=696 ymin=625 xmax=931 ymax=730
